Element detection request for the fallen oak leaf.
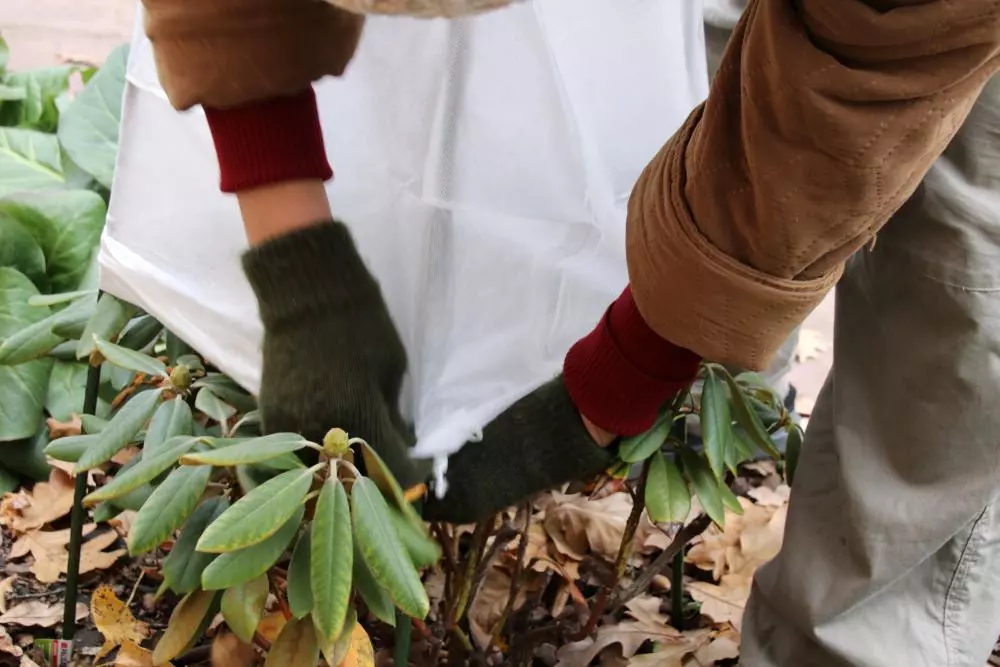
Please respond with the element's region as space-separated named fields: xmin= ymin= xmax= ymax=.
xmin=0 ymin=469 xmax=75 ymax=534
xmin=12 ymin=525 xmax=124 ymax=584
xmin=91 ymin=584 xmax=150 ymax=662
xmin=543 ymin=491 xmax=635 ymax=562
xmin=687 ymin=575 xmax=753 ymax=631
xmin=0 ymin=600 xmax=87 ymax=628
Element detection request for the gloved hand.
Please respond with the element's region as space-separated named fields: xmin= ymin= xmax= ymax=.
xmin=242 ymin=220 xmax=430 ymax=488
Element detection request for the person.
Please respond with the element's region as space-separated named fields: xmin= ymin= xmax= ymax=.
xmin=141 ymin=0 xmax=1000 ymax=663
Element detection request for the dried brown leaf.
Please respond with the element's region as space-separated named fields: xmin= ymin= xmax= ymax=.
xmin=0 ymin=470 xmax=75 ymax=534
xmin=91 ymin=584 xmax=150 ymax=662
xmin=115 ymin=641 xmax=160 ymax=667
xmin=12 ymin=525 xmax=124 ymax=584
xmin=543 ymin=492 xmax=634 ymax=562
xmin=0 ymin=600 xmax=87 ymax=628
xmin=47 ymin=415 xmax=82 ymax=439
xmin=210 ymin=631 xmax=256 ymax=667
xmin=0 ymin=626 xmax=22 ymax=658
xmin=0 ymin=575 xmax=15 ymax=614
xmin=687 ymin=576 xmax=753 ymax=631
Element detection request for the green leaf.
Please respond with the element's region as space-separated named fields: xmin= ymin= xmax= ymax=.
xmin=0 ymin=128 xmax=64 ymax=197
xmin=325 ymin=606 xmax=359 ymax=666
xmin=311 ymin=478 xmax=352 ymax=646
xmin=191 ymin=373 xmax=256 ymax=414
xmin=74 ymin=387 xmax=162 ymax=472
xmin=0 ymin=465 xmax=18 ymax=494
xmin=264 ymin=616 xmax=319 ymax=667
xmin=287 ymin=528 xmax=314 ymax=619
xmin=388 ymin=507 xmax=440 ymax=569
xmin=81 ymin=414 xmax=107 ymax=434
xmin=644 ymin=452 xmax=691 ymax=524
xmin=28 ymin=289 xmax=94 ymax=307
xmin=351 ymin=477 xmax=429 ymax=619
xmin=680 ymin=448 xmax=727 ymax=529
xmin=358 ymin=441 xmax=424 ymax=528
xmin=728 ymin=428 xmax=756 ymax=474
xmin=2 ymin=66 xmax=73 ymax=131
xmin=0 ymin=268 xmax=54 ymax=441
xmin=57 ymin=45 xmax=129 ymax=189
xmin=194 ymin=386 xmax=236 ymax=425
xmin=163 ymin=496 xmax=229 ymax=595
xmin=0 ymin=212 xmax=47 ymax=289
xmin=44 ymin=360 xmax=88 ymax=421
xmin=83 ymin=435 xmax=200 ymax=504
xmin=152 ymin=589 xmax=220 ymax=666
xmin=0 ymin=84 xmax=25 ymax=102
xmin=117 ymin=314 xmax=162 ymax=351
xmin=618 ymin=416 xmax=671 ymax=464
xmin=44 ymin=433 xmax=96 ymax=462
xmin=179 ymin=433 xmax=309 ymax=467
xmin=352 ymin=543 xmax=396 ymax=627
xmin=197 ymin=468 xmax=312 ymax=553
xmin=3 ymin=422 xmax=51 ymax=480
xmin=76 ymin=293 xmax=136 ymax=360
xmin=784 ymin=423 xmax=803 ymax=486
xmin=94 ymin=335 xmax=168 ymax=378
xmin=201 ymin=506 xmax=304 ymax=591
xmin=719 ymin=481 xmax=744 ymax=515
xmin=0 ymin=36 xmax=8 ymax=72
xmin=144 ymin=397 xmax=194 ymax=455
xmin=719 ymin=368 xmax=781 ymax=460
xmin=221 ymin=574 xmax=269 ymax=644
xmin=0 ymin=298 xmax=94 ymax=366
xmin=128 ymin=464 xmax=212 ymax=555
xmin=700 ymin=368 xmax=731 ymax=481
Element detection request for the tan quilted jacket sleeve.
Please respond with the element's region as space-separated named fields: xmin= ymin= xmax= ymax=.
xmin=627 ymin=0 xmax=1000 ymax=369
xmin=141 ymin=0 xmax=364 ymax=110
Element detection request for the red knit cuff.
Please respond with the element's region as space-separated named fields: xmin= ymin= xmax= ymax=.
xmin=563 ymin=287 xmax=701 ymax=436
xmin=204 ymin=88 xmax=333 ymax=193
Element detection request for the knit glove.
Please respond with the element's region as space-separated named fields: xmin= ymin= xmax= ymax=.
xmin=242 ymin=221 xmax=430 ymax=488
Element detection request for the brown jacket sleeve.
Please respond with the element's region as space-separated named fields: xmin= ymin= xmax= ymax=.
xmin=627 ymin=0 xmax=1000 ymax=370
xmin=141 ymin=0 xmax=364 ymax=110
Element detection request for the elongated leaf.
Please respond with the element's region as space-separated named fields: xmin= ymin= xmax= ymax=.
xmin=700 ymin=369 xmax=731 ymax=481
xmin=0 ymin=298 xmax=95 ymax=366
xmin=180 ymin=433 xmax=309 ymax=468
xmin=0 ymin=465 xmax=18 ymax=494
xmin=728 ymin=428 xmax=756 ymax=474
xmin=163 ymin=497 xmax=229 ymax=595
xmin=84 ymin=435 xmax=200 ymax=504
xmin=785 ymin=423 xmax=804 ymax=485
xmin=359 ymin=441 xmax=423 ymax=527
xmin=680 ymin=448 xmax=727 ymax=528
xmin=264 ymin=616 xmax=319 ymax=667
xmin=720 ymin=368 xmax=781 ymax=459
xmin=201 ymin=507 xmax=304 ymax=591
xmin=128 ymin=464 xmax=212 ymax=555
xmin=0 ymin=128 xmax=63 ymax=197
xmin=118 ymin=314 xmax=163 ymax=351
xmin=0 ymin=213 xmax=47 ymax=289
xmin=28 ymin=289 xmax=94 ymax=307
xmin=719 ymin=482 xmax=744 ymax=515
xmin=311 ymin=479 xmax=352 ymax=646
xmin=388 ymin=507 xmax=440 ymax=569
xmin=44 ymin=360 xmax=88 ymax=422
xmin=75 ymin=388 xmax=163 ymax=472
xmin=645 ymin=452 xmax=691 ymax=524
xmin=195 ymin=386 xmax=236 ymax=424
xmin=351 ymin=477 xmax=429 ymax=619
xmin=287 ymin=528 xmax=314 ymax=619
xmin=81 ymin=414 xmax=107 ymax=434
xmin=352 ymin=544 xmax=395 ymax=627
xmin=76 ymin=293 xmax=136 ymax=359
xmin=94 ymin=335 xmax=168 ymax=378
xmin=618 ymin=416 xmax=671 ymax=464
xmin=144 ymin=397 xmax=194 ymax=455
xmin=197 ymin=468 xmax=312 ymax=553
xmin=152 ymin=589 xmax=220 ymax=666
xmin=325 ymin=606 xmax=359 ymax=667
xmin=44 ymin=433 xmax=96 ymax=462
xmin=221 ymin=574 xmax=269 ymax=644
xmin=191 ymin=373 xmax=255 ymax=414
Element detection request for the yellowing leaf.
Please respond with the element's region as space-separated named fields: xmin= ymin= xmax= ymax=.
xmin=90 ymin=584 xmax=149 ymax=662
xmin=221 ymin=575 xmax=269 ymax=645
xmin=115 ymin=641 xmax=162 ymax=667
xmin=264 ymin=616 xmax=319 ymax=667
xmin=152 ymin=589 xmax=219 ymax=666
xmin=209 ymin=631 xmax=256 ymax=667
xmin=335 ymin=622 xmax=374 ymax=667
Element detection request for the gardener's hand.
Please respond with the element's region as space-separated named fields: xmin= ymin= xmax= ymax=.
xmin=242 ymin=220 xmax=430 ymax=488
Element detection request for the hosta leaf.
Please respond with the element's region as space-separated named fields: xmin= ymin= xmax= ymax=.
xmin=195 ymin=386 xmax=236 ymax=424
xmin=221 ymin=574 xmax=269 ymax=644
xmin=388 ymin=507 xmax=440 ymax=569
xmin=352 ymin=544 xmax=395 ymax=627
xmin=201 ymin=507 xmax=304 ymax=591
xmin=76 ymin=293 xmax=136 ymax=359
xmin=163 ymin=497 xmax=229 ymax=595
xmin=785 ymin=423 xmax=804 ymax=485
xmin=0 ymin=299 xmax=93 ymax=366
xmin=74 ymin=388 xmax=164 ymax=472
xmin=720 ymin=368 xmax=781 ymax=459
xmin=351 ymin=477 xmax=429 ymax=619
xmin=151 ymin=588 xmax=220 ymax=666
xmin=287 ymin=528 xmax=313 ymax=620
xmin=311 ymin=478 xmax=352 ymax=646
xmin=358 ymin=441 xmax=424 ymax=527
xmin=128 ymin=464 xmax=212 ymax=555
xmin=94 ymin=335 xmax=168 ymax=378
xmin=197 ymin=467 xmax=312 ymax=553
xmin=44 ymin=433 xmax=96 ymax=462
xmin=0 ymin=212 xmax=47 ymax=290
xmin=180 ymin=433 xmax=309 ymax=467
xmin=644 ymin=452 xmax=691 ymax=524
xmin=83 ymin=435 xmax=200 ymax=505
xmin=2 ymin=66 xmax=72 ymax=131
xmin=618 ymin=416 xmax=671 ymax=464
xmin=700 ymin=368 xmax=731 ymax=481
xmin=0 ymin=128 xmax=64 ymax=197
xmin=44 ymin=360 xmax=88 ymax=422
xmin=680 ymin=448 xmax=727 ymax=528
xmin=144 ymin=397 xmax=194 ymax=455
xmin=264 ymin=616 xmax=319 ymax=667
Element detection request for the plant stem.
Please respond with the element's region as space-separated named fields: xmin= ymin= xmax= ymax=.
xmin=670 ymin=550 xmax=685 ymax=630
xmin=447 ymin=516 xmax=495 ymax=629
xmin=488 ymin=503 xmax=531 ymax=655
xmin=394 ymin=611 xmax=412 ymax=667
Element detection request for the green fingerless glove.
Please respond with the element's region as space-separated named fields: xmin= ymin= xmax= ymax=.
xmin=242 ymin=220 xmax=430 ymax=488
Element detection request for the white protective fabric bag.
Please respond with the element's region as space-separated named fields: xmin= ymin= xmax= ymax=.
xmin=101 ymin=0 xmax=708 ymax=484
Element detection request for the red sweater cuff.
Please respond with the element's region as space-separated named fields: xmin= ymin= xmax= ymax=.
xmin=563 ymin=287 xmax=701 ymax=436
xmin=204 ymin=88 xmax=333 ymax=193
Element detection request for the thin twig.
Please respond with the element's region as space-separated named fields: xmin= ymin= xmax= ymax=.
xmin=487 ymin=503 xmax=531 ymax=655
xmin=447 ymin=515 xmax=495 ymax=629
xmin=468 ymin=520 xmax=519 ymax=606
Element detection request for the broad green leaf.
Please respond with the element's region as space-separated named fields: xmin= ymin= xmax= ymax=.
xmin=0 ymin=84 xmax=24 ymax=102
xmin=128 ymin=464 xmax=212 ymax=555
xmin=287 ymin=528 xmax=313 ymax=619
xmin=644 ymin=452 xmax=691 ymax=524
xmin=221 ymin=574 xmax=269 ymax=644
xmin=785 ymin=424 xmax=804 ymax=486
xmin=264 ymin=616 xmax=319 ymax=667
xmin=197 ymin=468 xmax=312 ymax=553
xmin=0 ymin=36 xmax=8 ymax=72
xmin=388 ymin=507 xmax=440 ymax=569
xmin=83 ymin=435 xmax=200 ymax=504
xmin=118 ymin=314 xmax=163 ymax=351
xmin=44 ymin=433 xmax=96 ymax=462
xmin=163 ymin=496 xmax=229 ymax=595
xmin=0 ymin=213 xmax=47 ymax=289
xmin=45 ymin=340 xmax=77 ymax=361
xmin=2 ymin=66 xmax=73 ymax=131
xmin=94 ymin=335 xmax=168 ymax=378
xmin=28 ymin=289 xmax=94 ymax=307
xmin=359 ymin=441 xmax=424 ymax=528
xmin=151 ymin=589 xmax=220 ymax=666
xmin=3 ymin=421 xmax=50 ymax=481
xmin=680 ymin=448 xmax=726 ymax=529
xmin=180 ymin=433 xmax=308 ymax=467
xmin=618 ymin=416 xmax=671 ymax=464
xmin=194 ymin=386 xmax=236 ymax=424
xmin=352 ymin=544 xmax=396 ymax=627
xmin=76 ymin=293 xmax=136 ymax=359
xmin=0 ymin=268 xmax=54 ymax=440
xmin=74 ymin=387 xmax=162 ymax=472
xmin=700 ymin=369 xmax=731 ymax=481
xmin=311 ymin=479 xmax=352 ymax=646
xmin=144 ymin=397 xmax=194 ymax=455
xmin=351 ymin=477 xmax=429 ymax=619
xmin=0 ymin=191 xmax=107 ymax=293
xmin=0 ymin=298 xmax=94 ymax=366
xmin=44 ymin=360 xmax=88 ymax=422
xmin=201 ymin=506 xmax=304 ymax=591
xmin=57 ymin=45 xmax=128 ymax=189
xmin=0 ymin=128 xmax=64 ymax=197
xmin=720 ymin=368 xmax=781 ymax=460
